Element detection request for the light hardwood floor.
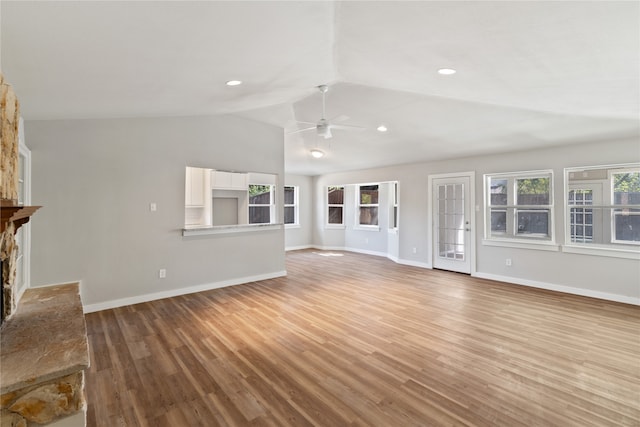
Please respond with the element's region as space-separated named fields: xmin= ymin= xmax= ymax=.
xmin=85 ymin=250 xmax=640 ymax=426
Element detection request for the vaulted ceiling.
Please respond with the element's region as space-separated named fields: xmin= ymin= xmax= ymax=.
xmin=2 ymin=1 xmax=638 ymax=175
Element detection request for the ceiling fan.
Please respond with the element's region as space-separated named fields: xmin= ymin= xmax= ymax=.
xmin=288 ymin=85 xmax=365 ymax=139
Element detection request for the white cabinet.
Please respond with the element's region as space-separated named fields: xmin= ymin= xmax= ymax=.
xmin=185 ymin=167 xmax=206 ymax=207
xmin=212 ymin=171 xmax=247 ymax=190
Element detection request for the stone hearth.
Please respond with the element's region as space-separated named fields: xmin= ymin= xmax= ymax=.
xmin=0 ymin=283 xmax=89 ymax=426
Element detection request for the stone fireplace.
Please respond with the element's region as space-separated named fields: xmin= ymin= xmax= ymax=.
xmin=1 ymin=74 xmax=89 ymax=426
xmin=1 ymin=71 xmax=21 ymax=323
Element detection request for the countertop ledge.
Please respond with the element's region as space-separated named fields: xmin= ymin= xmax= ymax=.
xmin=0 ymin=283 xmax=89 ymax=394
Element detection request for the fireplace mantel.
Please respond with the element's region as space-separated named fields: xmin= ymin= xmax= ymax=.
xmin=0 ymin=199 xmax=41 ymax=234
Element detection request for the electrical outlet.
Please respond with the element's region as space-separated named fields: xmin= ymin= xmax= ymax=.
xmin=412 ymin=247 xmax=417 ymax=254
xmin=365 ymin=238 xmax=369 ymax=244
xmin=505 ymin=259 xmax=512 ymax=267
xmin=150 ymin=203 xmax=157 ymax=212
xmin=159 ymin=269 xmax=166 ymax=278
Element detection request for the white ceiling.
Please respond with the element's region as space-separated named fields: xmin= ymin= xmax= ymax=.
xmin=2 ymin=1 xmax=638 ymax=175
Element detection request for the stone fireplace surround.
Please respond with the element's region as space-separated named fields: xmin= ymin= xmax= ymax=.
xmin=1 ymin=75 xmax=89 ymax=426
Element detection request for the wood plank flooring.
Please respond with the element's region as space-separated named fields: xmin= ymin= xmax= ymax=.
xmin=84 ymin=250 xmax=640 ymax=426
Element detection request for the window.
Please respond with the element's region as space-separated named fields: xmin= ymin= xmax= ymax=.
xmin=358 ymin=184 xmax=379 ymax=227
xmin=485 ymin=171 xmax=553 ymax=241
xmin=249 ymin=184 xmax=275 ymax=224
xmin=612 ymin=170 xmax=640 ymax=244
xmin=327 ymin=186 xmax=344 ymax=225
xmin=565 ymin=165 xmax=640 ymax=254
xmin=284 ymin=186 xmax=298 ymax=226
xmin=391 ymin=182 xmax=399 ymax=229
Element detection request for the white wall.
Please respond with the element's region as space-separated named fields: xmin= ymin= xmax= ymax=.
xmin=313 ymin=138 xmax=640 ymax=303
xmin=26 ymin=115 xmax=285 ymax=310
xmin=284 ymin=174 xmax=313 ymax=250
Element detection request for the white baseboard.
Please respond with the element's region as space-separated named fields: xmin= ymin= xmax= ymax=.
xmin=83 ymin=270 xmax=287 ymax=313
xmin=395 ymin=258 xmax=432 ymax=269
xmin=285 ymin=245 xmax=313 ymax=251
xmin=387 ymin=254 xmax=400 ymax=263
xmin=310 ymin=245 xmax=347 ymax=251
xmin=473 ymin=272 xmax=640 ymax=306
xmin=343 ymin=247 xmax=388 ymax=258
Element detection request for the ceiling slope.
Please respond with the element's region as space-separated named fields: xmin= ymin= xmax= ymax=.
xmin=2 ymin=1 xmax=638 ymax=175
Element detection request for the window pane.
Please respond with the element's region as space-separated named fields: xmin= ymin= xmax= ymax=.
xmin=516 ymin=178 xmax=549 ymax=205
xmin=328 ymin=187 xmax=344 ymax=204
xmin=490 ymin=179 xmax=508 ymax=206
xmin=394 ymin=182 xmax=398 ymax=205
xmin=328 ymin=206 xmax=343 ymax=224
xmin=569 ymin=189 xmax=594 ymax=243
xmin=360 ymin=185 xmax=379 ymax=204
xmin=516 ymin=209 xmax=549 ymax=236
xmin=284 ymin=206 xmax=295 ymax=224
xmin=614 ymin=209 xmax=640 ymax=242
xmin=249 ymin=206 xmax=270 ymax=224
xmin=249 ymin=185 xmax=272 ymax=205
xmin=393 ymin=206 xmax=398 ymax=228
xmin=491 ymin=209 xmax=507 ymax=233
xmin=613 ymin=172 xmax=640 ymax=205
xmin=359 ymin=207 xmax=378 ymax=225
xmin=284 ymin=186 xmax=295 ymax=205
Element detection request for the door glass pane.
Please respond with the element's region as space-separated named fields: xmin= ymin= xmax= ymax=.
xmin=437 ymin=183 xmax=465 ymax=261
xmin=439 ymin=241 xmax=446 ymax=257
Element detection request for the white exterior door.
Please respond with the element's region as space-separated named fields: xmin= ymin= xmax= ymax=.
xmin=432 ymin=175 xmax=472 ymax=274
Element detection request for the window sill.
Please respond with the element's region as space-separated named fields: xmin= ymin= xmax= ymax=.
xmin=354 ymin=225 xmax=380 ymax=232
xmin=562 ymin=244 xmax=640 ymax=260
xmin=183 ymin=223 xmax=283 ymax=237
xmin=482 ymin=238 xmax=560 ymax=252
xmin=325 ymin=224 xmax=346 ymax=230
xmin=285 ymin=224 xmax=300 ymax=229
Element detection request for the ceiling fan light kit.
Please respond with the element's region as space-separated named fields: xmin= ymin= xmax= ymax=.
xmin=288 ymin=84 xmax=365 ymax=140
xmin=310 ymin=149 xmax=324 ymax=158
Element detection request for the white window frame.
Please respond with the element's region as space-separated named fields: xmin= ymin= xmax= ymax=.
xmin=16 ymin=118 xmax=32 ymax=299
xmin=609 ymin=168 xmax=640 ymax=246
xmin=284 ymin=185 xmax=299 ymax=228
xmin=356 ymin=183 xmax=380 ymax=230
xmin=326 ymin=186 xmax=345 ymax=228
xmin=563 ymin=164 xmax=640 ymax=259
xmin=483 ymin=170 xmax=556 ymax=250
xmin=248 ymin=184 xmax=276 ymax=225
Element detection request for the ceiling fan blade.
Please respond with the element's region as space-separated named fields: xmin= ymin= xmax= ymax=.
xmin=330 ymin=124 xmax=365 ymax=131
xmin=329 ymin=114 xmax=350 ymax=124
xmin=286 ymin=126 xmax=316 ymax=135
xmin=293 ymin=120 xmax=318 ymax=126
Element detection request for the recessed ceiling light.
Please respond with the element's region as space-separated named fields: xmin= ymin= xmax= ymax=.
xmin=226 ymin=80 xmax=243 ymax=86
xmin=438 ymin=68 xmax=456 ymax=75
xmin=377 ymin=125 xmax=388 ymax=132
xmin=310 ymin=149 xmax=324 ymax=158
